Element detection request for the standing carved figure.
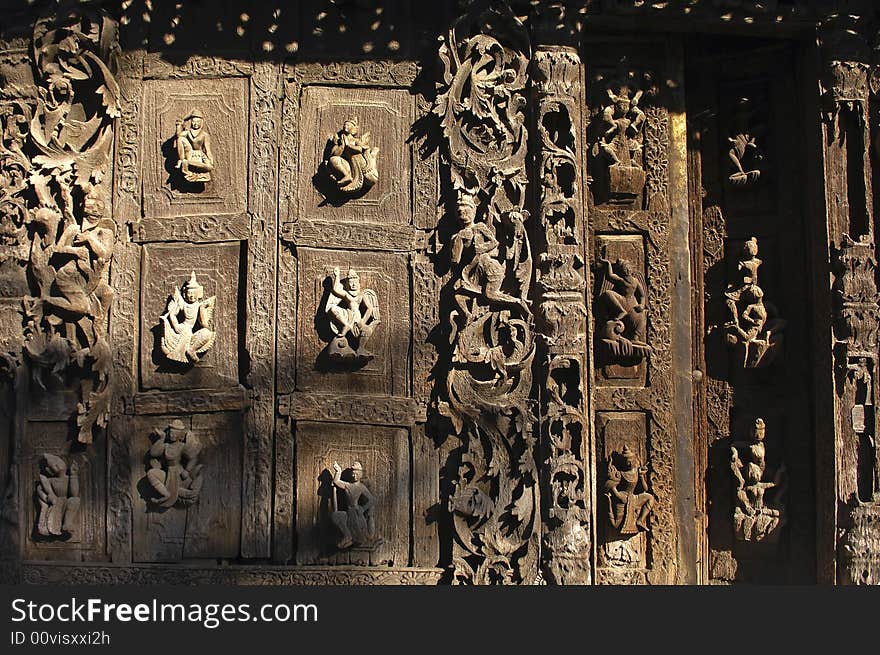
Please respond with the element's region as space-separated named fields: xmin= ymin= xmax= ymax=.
xmin=730 ymin=418 xmax=787 ymax=542
xmin=595 ymin=86 xmax=646 ymax=202
xmin=174 ymin=108 xmax=214 ymax=183
xmin=160 ymin=272 xmax=216 ymax=364
xmin=35 ymin=454 xmax=80 ymax=538
xmin=329 ymin=461 xmax=380 ymax=550
xmin=722 ymin=237 xmax=786 ymax=367
xmin=145 ymin=420 xmax=203 ymax=508
xmin=596 ymin=256 xmax=652 ymax=370
xmin=323 ymin=118 xmax=380 ymax=197
xmin=604 ymin=446 xmax=655 ymax=536
xmin=323 ymin=266 xmax=380 ymax=363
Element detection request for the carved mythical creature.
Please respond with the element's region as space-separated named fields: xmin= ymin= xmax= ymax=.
xmin=722 ymin=237 xmax=786 ymax=367
xmin=730 ymin=418 xmax=787 ymax=542
xmin=323 ymin=266 xmax=380 ymax=363
xmin=322 ymin=118 xmax=379 ymax=197
xmin=145 ymin=420 xmax=203 ymax=508
xmin=328 ymin=461 xmax=381 ymax=550
xmin=35 ymin=454 xmax=80 ymax=538
xmin=160 ymin=272 xmax=216 ymax=364
xmin=174 ymin=108 xmax=214 ymax=183
xmin=604 ymin=446 xmax=655 ymax=536
xmin=727 ymin=97 xmax=764 ymax=186
xmin=595 ymin=85 xmax=646 ymax=202
xmin=595 ymin=256 xmax=652 ymax=372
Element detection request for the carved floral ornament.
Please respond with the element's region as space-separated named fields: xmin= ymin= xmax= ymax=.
xmin=0 ymin=9 xmax=121 ymax=444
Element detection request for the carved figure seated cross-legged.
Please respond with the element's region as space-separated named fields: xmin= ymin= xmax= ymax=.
xmin=175 ymin=108 xmax=214 ymax=184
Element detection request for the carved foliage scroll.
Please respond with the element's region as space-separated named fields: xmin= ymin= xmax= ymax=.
xmin=3 ymin=10 xmax=121 ymax=444
xmin=434 ymin=2 xmax=538 ymax=584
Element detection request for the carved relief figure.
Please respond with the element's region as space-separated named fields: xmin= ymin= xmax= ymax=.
xmin=160 ymin=272 xmax=216 ymax=364
xmin=322 ymin=118 xmax=380 ymax=197
xmin=450 ymin=190 xmax=530 ymax=317
xmin=328 ymin=461 xmax=381 ymax=550
xmin=595 ymin=85 xmax=646 ymax=202
xmin=730 ymin=418 xmax=787 ymax=542
xmin=323 ymin=266 xmax=380 ymax=363
xmin=595 ymin=255 xmax=652 ymax=373
xmin=727 ymin=97 xmax=764 ymax=186
xmin=604 ymin=446 xmax=655 ymax=536
xmin=35 ymin=454 xmax=80 ymax=538
xmin=847 ymin=357 xmax=879 ymax=502
xmin=145 ymin=420 xmax=203 ymax=508
xmin=722 ymin=237 xmax=786 ymax=367
xmin=174 ymin=108 xmax=214 ymax=183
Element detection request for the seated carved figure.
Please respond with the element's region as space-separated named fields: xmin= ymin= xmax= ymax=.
xmin=35 ymin=454 xmax=80 ymax=538
xmin=323 ymin=118 xmax=379 ymax=197
xmin=730 ymin=418 xmax=787 ymax=542
xmin=160 ymin=272 xmax=216 ymax=364
xmin=323 ymin=266 xmax=380 ymax=363
xmin=146 ymin=420 xmax=203 ymax=509
xmin=329 ymin=461 xmax=381 ymax=550
xmin=604 ymin=446 xmax=655 ymax=536
xmin=174 ymin=108 xmax=214 ymax=183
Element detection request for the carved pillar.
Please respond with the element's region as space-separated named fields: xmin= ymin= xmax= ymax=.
xmin=531 ymin=38 xmax=591 ymax=582
xmin=433 ymin=1 xmax=539 ymax=584
xmin=818 ymin=14 xmax=880 ymax=584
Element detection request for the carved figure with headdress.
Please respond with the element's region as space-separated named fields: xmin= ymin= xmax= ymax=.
xmin=324 ymin=266 xmax=380 ymax=363
xmin=146 ymin=420 xmax=203 ymax=508
xmin=175 ymin=108 xmax=214 ymax=183
xmin=595 ymin=255 xmax=652 ymax=370
xmin=160 ymin=271 xmax=216 ymax=364
xmin=323 ymin=117 xmax=380 ymax=196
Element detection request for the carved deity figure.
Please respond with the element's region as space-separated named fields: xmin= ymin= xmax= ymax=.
xmin=160 ymin=272 xmax=216 ymax=364
xmin=728 ymin=97 xmax=764 ymax=186
xmin=145 ymin=420 xmax=203 ymax=508
xmin=323 ymin=266 xmax=380 ymax=363
xmin=174 ymin=108 xmax=214 ymax=183
xmin=730 ymin=418 xmax=787 ymax=542
xmin=596 ymin=85 xmax=646 ymax=202
xmin=596 ymin=256 xmax=652 ymax=372
xmin=450 ymin=191 xmax=529 ymax=316
xmin=323 ymin=118 xmax=380 ymax=196
xmin=722 ymin=237 xmax=786 ymax=367
xmin=35 ymin=454 xmax=80 ymax=538
xmin=604 ymin=446 xmax=655 ymax=536
xmin=329 ymin=461 xmax=381 ymax=550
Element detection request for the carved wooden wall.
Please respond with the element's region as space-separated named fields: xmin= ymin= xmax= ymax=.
xmin=1 ymin=0 xmax=879 ymax=585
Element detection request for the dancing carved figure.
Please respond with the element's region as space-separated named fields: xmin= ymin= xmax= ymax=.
xmin=329 ymin=461 xmax=381 ymax=550
xmin=174 ymin=108 xmax=214 ymax=183
xmin=596 ymin=256 xmax=652 ymax=371
xmin=160 ymin=272 xmax=216 ymax=364
xmin=730 ymin=418 xmax=787 ymax=542
xmin=145 ymin=420 xmax=203 ymax=508
xmin=323 ymin=266 xmax=380 ymax=363
xmin=595 ymin=86 xmax=646 ymax=201
xmin=604 ymin=446 xmax=655 ymax=536
xmin=722 ymin=237 xmax=786 ymax=367
xmin=35 ymin=454 xmax=80 ymax=538
xmin=323 ymin=118 xmax=380 ymax=197
xmin=451 ymin=191 xmax=529 ymax=317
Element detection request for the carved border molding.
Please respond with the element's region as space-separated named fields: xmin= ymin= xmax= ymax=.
xmin=278 ymin=393 xmax=422 ymax=427
xmin=280 ymin=220 xmax=418 ymax=252
xmin=9 ymin=563 xmax=442 ymax=585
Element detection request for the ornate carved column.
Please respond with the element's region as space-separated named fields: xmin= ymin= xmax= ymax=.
xmin=818 ymin=13 xmax=880 ymax=584
xmin=433 ymin=0 xmax=539 ymax=584
xmin=531 ymin=11 xmax=592 ymax=584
